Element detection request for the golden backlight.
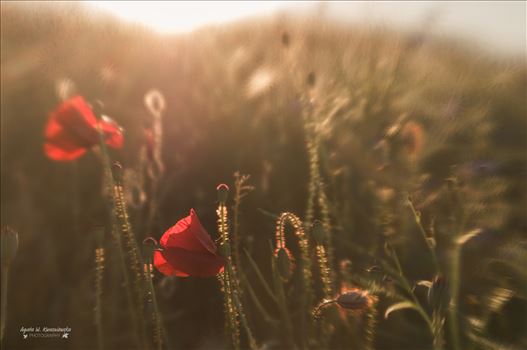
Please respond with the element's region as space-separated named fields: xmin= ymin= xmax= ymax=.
xmin=84 ymin=1 xmax=297 ymax=33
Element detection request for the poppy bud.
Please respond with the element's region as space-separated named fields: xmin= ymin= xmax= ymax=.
xmin=1 ymin=226 xmax=18 ymax=267
xmin=336 ymin=289 xmax=371 ymax=311
xmin=428 ymin=275 xmax=450 ymax=314
xmin=142 ymin=237 xmax=158 ymax=261
xmin=218 ymin=242 xmax=231 ymax=258
xmin=216 ymin=184 xmax=229 ymax=203
xmin=311 ymin=220 xmax=325 ymax=246
xmin=276 ymin=248 xmax=293 ymax=281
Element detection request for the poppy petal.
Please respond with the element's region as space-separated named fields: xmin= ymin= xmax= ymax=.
xmin=44 ymin=96 xmax=124 ymax=161
xmin=156 ymin=247 xmax=224 ymax=277
xmin=53 ymin=96 xmax=100 ymax=146
xmin=153 ymin=250 xmax=190 ymax=277
xmin=187 ymin=209 xmax=218 ymax=253
xmin=160 ymin=209 xmax=217 ymax=254
xmin=44 ymin=143 xmax=87 ymax=161
xmin=44 ymin=116 xmax=89 ymax=160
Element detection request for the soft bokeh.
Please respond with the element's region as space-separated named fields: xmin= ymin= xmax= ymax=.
xmin=1 ymin=1 xmax=526 ymax=349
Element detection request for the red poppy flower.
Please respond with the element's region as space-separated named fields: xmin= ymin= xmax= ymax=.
xmin=44 ymin=96 xmax=123 ymax=161
xmin=154 ymin=209 xmax=224 ymax=277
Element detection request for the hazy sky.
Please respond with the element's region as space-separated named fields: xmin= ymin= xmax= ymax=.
xmin=85 ymin=1 xmax=526 ymax=58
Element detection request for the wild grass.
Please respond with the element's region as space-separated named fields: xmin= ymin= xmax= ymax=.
xmin=1 ymin=2 xmax=526 ymax=350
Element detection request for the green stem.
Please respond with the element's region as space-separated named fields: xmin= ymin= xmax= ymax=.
xmin=390 ymin=246 xmax=436 ymax=335
xmin=270 ymin=245 xmax=297 ymax=350
xmin=145 ymin=260 xmax=164 ymax=350
xmin=218 ymin=203 xmax=240 ymax=350
xmin=364 ymin=299 xmax=378 ymax=350
xmin=243 ymin=249 xmax=278 ymax=304
xmin=97 ymin=127 xmax=145 ymax=350
xmin=94 ymin=247 xmax=105 ymax=350
xmin=227 ymin=264 xmax=257 ymax=350
xmin=112 ymin=224 xmax=144 ymax=349
xmin=407 ymin=197 xmax=440 ymax=273
xmin=239 ymin=271 xmax=279 ymax=325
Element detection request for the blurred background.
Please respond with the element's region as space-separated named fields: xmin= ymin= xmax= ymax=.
xmin=1 ymin=1 xmax=526 ymax=349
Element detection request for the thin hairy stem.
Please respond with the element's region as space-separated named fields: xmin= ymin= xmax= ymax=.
xmin=144 ymin=261 xmax=164 ymax=350
xmin=364 ymin=297 xmax=378 ymax=350
xmin=218 ymin=202 xmax=240 ymax=350
xmin=96 ymin=126 xmax=146 ymax=350
xmin=270 ymin=243 xmax=298 ymax=350
xmin=232 ymin=173 xmax=253 ymax=272
xmin=94 ymin=246 xmax=105 ymax=350
xmin=317 ymin=185 xmax=336 ymax=290
xmin=275 ymin=213 xmax=315 ymax=347
xmin=113 ymin=171 xmax=149 ymax=348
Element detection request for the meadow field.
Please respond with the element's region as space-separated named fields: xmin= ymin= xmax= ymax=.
xmin=1 ymin=2 xmax=526 ymax=350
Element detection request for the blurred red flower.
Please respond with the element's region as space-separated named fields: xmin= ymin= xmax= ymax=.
xmin=154 ymin=209 xmax=224 ymax=277
xmin=44 ymin=96 xmax=123 ymax=161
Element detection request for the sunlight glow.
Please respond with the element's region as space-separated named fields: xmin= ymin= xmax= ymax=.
xmin=83 ymin=1 xmax=298 ymax=33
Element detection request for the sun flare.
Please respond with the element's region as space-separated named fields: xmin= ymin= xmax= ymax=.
xmin=84 ymin=1 xmax=296 ymax=33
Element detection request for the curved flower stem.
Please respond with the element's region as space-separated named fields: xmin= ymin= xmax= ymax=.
xmin=312 ymin=299 xmax=337 ymax=320
xmin=275 ymin=212 xmax=314 ymax=347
